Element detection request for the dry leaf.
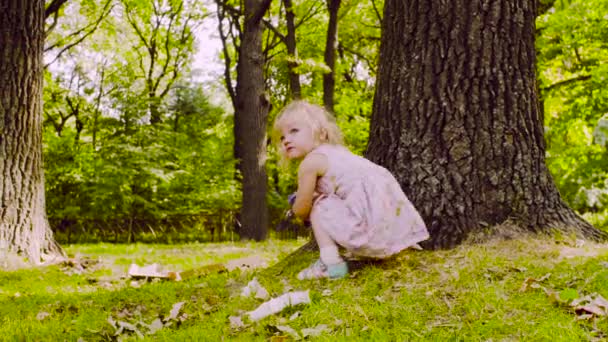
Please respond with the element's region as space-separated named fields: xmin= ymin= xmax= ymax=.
xmin=575 ymin=304 xmax=606 ymax=316
xmin=115 ymin=320 xmax=144 ymax=339
xmin=229 ymin=316 xmax=245 ymax=329
xmin=301 ymin=324 xmax=329 ymax=338
xmin=241 ymin=278 xmax=270 ymax=300
xmin=575 ymin=313 xmax=594 ymax=321
xmin=128 ymin=263 xmax=168 ymax=279
xmin=36 ymin=311 xmax=50 ymax=321
xmin=571 ymin=294 xmax=594 ymax=307
xmin=520 ymin=275 xmax=550 ymax=292
xmin=590 ymin=294 xmax=608 ymax=310
xmin=148 ymin=318 xmax=164 ymax=334
xmin=275 ymin=325 xmax=301 ymax=339
xmin=166 ymin=302 xmax=185 ymax=322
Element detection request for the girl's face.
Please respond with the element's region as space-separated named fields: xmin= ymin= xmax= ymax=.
xmin=278 ymin=118 xmax=316 ymax=160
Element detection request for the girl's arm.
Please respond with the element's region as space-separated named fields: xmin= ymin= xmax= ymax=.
xmin=292 ymin=153 xmax=328 ymax=219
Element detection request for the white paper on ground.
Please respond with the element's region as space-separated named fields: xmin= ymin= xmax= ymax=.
xmin=247 ymin=290 xmax=311 ymax=321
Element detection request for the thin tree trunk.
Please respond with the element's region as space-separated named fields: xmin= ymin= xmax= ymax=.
xmin=323 ymin=0 xmax=341 ymax=113
xmin=0 ymin=0 xmax=65 ymax=264
xmin=234 ymin=0 xmax=272 ymax=241
xmin=284 ymin=0 xmax=301 ymax=99
xmin=366 ymin=0 xmax=606 ymax=248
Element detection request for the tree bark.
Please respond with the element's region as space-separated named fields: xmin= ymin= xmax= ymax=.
xmin=323 ymin=0 xmax=341 ymax=113
xmin=284 ymin=0 xmax=301 ymax=99
xmin=234 ymin=0 xmax=272 ymax=241
xmin=0 ymin=0 xmax=65 ymax=264
xmin=366 ymin=0 xmax=607 ymax=248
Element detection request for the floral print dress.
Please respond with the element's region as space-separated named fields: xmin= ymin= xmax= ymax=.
xmin=310 ymin=144 xmax=429 ymax=258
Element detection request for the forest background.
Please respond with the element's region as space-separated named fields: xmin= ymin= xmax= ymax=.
xmin=39 ymin=0 xmax=608 ymax=245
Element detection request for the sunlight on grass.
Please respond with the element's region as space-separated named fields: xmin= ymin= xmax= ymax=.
xmin=1 ymin=237 xmax=608 ymax=341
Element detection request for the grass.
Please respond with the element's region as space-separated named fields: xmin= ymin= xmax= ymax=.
xmin=1 ymin=236 xmax=608 ymax=341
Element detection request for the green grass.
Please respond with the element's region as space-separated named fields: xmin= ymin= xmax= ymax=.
xmin=1 ymin=237 xmax=608 ymax=341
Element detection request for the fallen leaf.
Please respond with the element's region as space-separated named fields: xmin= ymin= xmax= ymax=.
xmin=108 ymin=316 xmax=117 ymax=330
xmin=301 ymin=324 xmax=329 ymax=338
xmin=36 ymin=311 xmax=50 ymax=321
xmin=128 ymin=263 xmax=168 ymax=279
xmin=575 ymin=313 xmax=594 ymax=321
xmin=115 ymin=320 xmax=144 ymax=339
xmin=520 ymin=274 xmax=550 ymax=292
xmin=392 ymin=282 xmax=407 ymax=291
xmin=571 ymin=295 xmax=594 ymax=307
xmin=275 ymin=325 xmax=301 ymax=339
xmin=229 ymin=316 xmax=245 ymax=329
xmin=289 ymin=312 xmax=300 ymax=321
xmin=166 ymin=302 xmax=185 ymax=322
xmin=148 ymin=318 xmax=164 ymax=334
xmin=575 ymin=304 xmax=606 ymax=316
xmin=241 ymin=277 xmax=270 ymax=300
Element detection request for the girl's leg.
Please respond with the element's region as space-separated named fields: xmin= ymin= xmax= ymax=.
xmin=297 ymin=205 xmax=348 ymax=280
xmin=311 ymin=219 xmax=343 ymax=266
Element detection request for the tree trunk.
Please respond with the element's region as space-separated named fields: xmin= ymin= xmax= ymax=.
xmin=323 ymin=0 xmax=341 ymax=113
xmin=366 ymin=0 xmax=607 ymax=249
xmin=0 ymin=0 xmax=65 ymax=264
xmin=284 ymin=0 xmax=301 ymax=99
xmin=234 ymin=0 xmax=272 ymax=241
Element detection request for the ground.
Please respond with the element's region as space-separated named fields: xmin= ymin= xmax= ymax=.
xmin=1 ymin=235 xmax=608 ymax=341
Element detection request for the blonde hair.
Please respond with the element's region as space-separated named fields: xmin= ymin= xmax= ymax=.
xmin=272 ymin=100 xmax=344 ymax=163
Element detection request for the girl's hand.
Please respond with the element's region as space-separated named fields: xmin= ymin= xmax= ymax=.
xmin=288 ymin=193 xmax=296 ymax=207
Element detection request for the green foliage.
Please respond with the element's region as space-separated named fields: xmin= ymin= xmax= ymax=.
xmin=44 ymin=82 xmax=240 ymax=243
xmin=39 ymin=0 xmax=608 ymax=243
xmin=537 ymin=0 xmax=608 ymax=227
xmin=262 ymin=0 xmax=381 ymax=203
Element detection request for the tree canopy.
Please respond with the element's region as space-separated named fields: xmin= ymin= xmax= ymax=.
xmin=1 ymin=0 xmax=604 ymax=246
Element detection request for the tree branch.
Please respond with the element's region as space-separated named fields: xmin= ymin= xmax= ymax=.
xmin=44 ymin=0 xmax=114 ymax=68
xmin=542 ymin=74 xmax=591 ymax=92
xmin=215 ymin=0 xmax=237 ymax=107
xmin=537 ymin=0 xmax=557 ymax=17
xmin=262 ymin=19 xmax=286 ymax=42
xmin=252 ymin=0 xmax=273 ymax=25
xmin=45 ymin=0 xmax=69 ymax=19
xmin=371 ymin=0 xmax=382 ymax=24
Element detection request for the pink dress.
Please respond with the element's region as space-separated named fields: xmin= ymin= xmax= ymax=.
xmin=310 ymin=144 xmax=429 ymax=258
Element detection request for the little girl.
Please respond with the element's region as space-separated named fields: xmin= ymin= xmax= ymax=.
xmin=273 ymin=100 xmax=429 ymax=280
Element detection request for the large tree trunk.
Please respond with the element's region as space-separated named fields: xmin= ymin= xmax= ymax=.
xmin=366 ymin=0 xmax=607 ymax=248
xmin=0 ymin=0 xmax=65 ymax=264
xmin=234 ymin=0 xmax=272 ymax=241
